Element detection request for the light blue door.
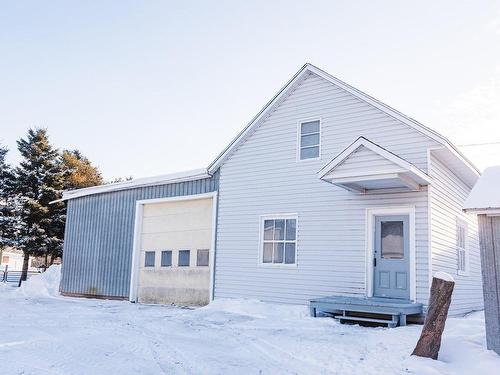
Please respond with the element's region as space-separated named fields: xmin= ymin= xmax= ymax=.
xmin=373 ymin=215 xmax=410 ymax=300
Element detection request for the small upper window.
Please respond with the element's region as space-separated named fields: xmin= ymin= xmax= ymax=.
xmin=144 ymin=251 xmax=155 ymax=267
xmin=197 ymin=249 xmax=209 ymax=267
xmin=261 ymin=216 xmax=297 ymax=265
xmin=161 ymin=250 xmax=172 ymax=267
xmin=299 ymin=120 xmax=320 ymax=160
xmin=178 ymin=250 xmax=190 ymax=267
xmin=456 ymin=221 xmax=468 ymax=275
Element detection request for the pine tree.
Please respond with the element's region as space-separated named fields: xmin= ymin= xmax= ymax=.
xmin=14 ymin=128 xmax=65 ymax=284
xmin=61 ymin=149 xmax=103 ymax=190
xmin=0 ymin=145 xmax=17 ymax=255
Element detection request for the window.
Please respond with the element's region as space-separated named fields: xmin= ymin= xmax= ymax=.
xmin=456 ymin=221 xmax=468 ymax=275
xmin=178 ymin=250 xmax=190 ymax=267
xmin=261 ymin=216 xmax=297 ymax=265
xmin=2 ymin=256 xmax=9 ymax=264
xmin=144 ymin=251 xmax=155 ymax=267
xmin=161 ymin=251 xmax=172 ymax=267
xmin=197 ymin=249 xmax=209 ymax=267
xmin=299 ymin=119 xmax=320 ymax=160
xmin=381 ymin=221 xmax=404 ymax=259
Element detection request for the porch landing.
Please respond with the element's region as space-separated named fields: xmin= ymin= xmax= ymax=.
xmin=309 ymin=296 xmax=423 ymax=327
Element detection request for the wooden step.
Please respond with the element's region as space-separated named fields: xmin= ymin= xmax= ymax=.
xmin=334 ymin=315 xmax=399 ymax=327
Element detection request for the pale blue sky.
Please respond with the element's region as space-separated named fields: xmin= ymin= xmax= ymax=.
xmin=1 ymin=1 xmax=500 ymax=179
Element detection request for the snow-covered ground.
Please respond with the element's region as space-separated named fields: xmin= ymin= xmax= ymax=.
xmin=0 ymin=267 xmax=498 ymax=375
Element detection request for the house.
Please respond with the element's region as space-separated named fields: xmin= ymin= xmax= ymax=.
xmin=1 ymin=248 xmax=25 ymax=271
xmin=59 ymin=64 xmax=483 ymax=317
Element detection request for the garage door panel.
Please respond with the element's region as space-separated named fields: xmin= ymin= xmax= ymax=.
xmin=141 ymin=229 xmax=212 ymax=251
xmin=142 ymin=199 xmax=212 ymax=217
xmin=142 ymin=213 xmax=212 ymax=233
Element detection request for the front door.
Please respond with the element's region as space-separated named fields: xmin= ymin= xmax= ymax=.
xmin=373 ymin=215 xmax=410 ymax=300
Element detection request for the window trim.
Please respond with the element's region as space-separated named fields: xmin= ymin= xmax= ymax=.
xmin=456 ymin=219 xmax=469 ymax=276
xmin=258 ymin=213 xmax=298 ymax=267
xmin=297 ymin=118 xmax=321 ymax=162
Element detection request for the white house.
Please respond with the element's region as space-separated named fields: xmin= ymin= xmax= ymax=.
xmin=59 ymin=64 xmax=483 ymax=321
xmin=209 ymin=64 xmax=482 ymax=317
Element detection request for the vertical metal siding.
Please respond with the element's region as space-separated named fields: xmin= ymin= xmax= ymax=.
xmin=60 ymin=171 xmax=219 ymax=298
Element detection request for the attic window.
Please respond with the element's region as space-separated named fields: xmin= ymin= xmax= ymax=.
xmin=298 ymin=120 xmax=321 ymax=160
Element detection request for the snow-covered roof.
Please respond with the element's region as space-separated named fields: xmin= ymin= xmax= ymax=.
xmin=464 ymin=166 xmax=500 ymax=214
xmin=61 ymin=168 xmax=209 ymax=201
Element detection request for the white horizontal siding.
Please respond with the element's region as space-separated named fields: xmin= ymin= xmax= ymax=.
xmin=215 ymin=72 xmax=440 ymax=306
xmin=430 ymin=154 xmax=483 ymax=316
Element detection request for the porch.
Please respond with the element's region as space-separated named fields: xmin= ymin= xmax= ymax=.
xmin=309 ymin=296 xmax=423 ymax=327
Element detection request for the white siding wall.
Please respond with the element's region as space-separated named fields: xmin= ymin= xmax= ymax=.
xmin=430 ymin=154 xmax=483 ymax=315
xmin=215 ymin=72 xmax=440 ymax=305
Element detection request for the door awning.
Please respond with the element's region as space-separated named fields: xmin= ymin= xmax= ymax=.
xmin=318 ymin=137 xmax=431 ymax=194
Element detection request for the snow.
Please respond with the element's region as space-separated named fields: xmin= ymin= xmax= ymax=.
xmin=434 ymin=271 xmax=455 ymax=282
xmin=0 ymin=269 xmax=498 ymax=374
xmin=464 ymin=165 xmax=500 ymax=211
xmin=17 ymin=264 xmax=61 ymax=298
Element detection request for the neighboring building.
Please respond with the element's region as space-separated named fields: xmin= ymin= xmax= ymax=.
xmin=1 ymin=248 xmax=25 ymax=271
xmin=464 ymin=166 xmax=500 ymax=354
xmin=0 ymin=248 xmax=40 ymax=272
xmin=59 ymin=64 xmax=483 ymax=315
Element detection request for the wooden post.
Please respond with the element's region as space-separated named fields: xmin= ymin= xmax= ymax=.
xmin=412 ymin=272 xmax=455 ymax=359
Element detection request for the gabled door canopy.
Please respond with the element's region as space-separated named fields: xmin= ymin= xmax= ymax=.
xmin=318 ymin=137 xmax=431 ymax=194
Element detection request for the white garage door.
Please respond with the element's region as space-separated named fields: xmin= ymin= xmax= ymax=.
xmin=135 ymin=196 xmax=214 ymax=305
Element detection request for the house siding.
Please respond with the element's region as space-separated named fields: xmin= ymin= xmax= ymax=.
xmin=60 ymin=172 xmax=219 ymax=299
xmin=214 ymin=72 xmax=440 ymax=305
xmin=429 ymin=154 xmax=483 ymax=315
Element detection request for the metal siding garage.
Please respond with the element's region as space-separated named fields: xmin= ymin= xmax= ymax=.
xmin=134 ymin=196 xmax=214 ymax=305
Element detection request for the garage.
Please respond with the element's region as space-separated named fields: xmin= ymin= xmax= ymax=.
xmin=129 ymin=193 xmax=216 ymax=305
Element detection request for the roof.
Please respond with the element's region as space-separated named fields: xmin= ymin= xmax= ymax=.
xmin=61 ymin=168 xmax=209 ymax=201
xmin=61 ymin=63 xmax=480 ymax=201
xmin=463 ymin=166 xmax=500 ymax=213
xmin=207 ymin=63 xmax=480 ymax=181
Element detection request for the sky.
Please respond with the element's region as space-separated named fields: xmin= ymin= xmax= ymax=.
xmin=1 ymin=1 xmax=500 ymax=180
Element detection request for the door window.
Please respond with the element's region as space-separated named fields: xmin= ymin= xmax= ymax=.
xmin=381 ymin=221 xmax=404 ymax=259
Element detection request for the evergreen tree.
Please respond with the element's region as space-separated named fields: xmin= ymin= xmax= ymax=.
xmin=0 ymin=145 xmax=17 ymax=253
xmin=61 ymin=149 xmax=103 ymax=190
xmin=15 ymin=128 xmax=65 ymax=283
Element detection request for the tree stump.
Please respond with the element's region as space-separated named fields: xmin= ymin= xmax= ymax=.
xmin=412 ymin=272 xmax=455 ymax=359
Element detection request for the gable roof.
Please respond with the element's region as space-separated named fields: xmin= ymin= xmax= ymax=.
xmin=318 ymin=137 xmax=431 ymax=184
xmin=207 ymin=63 xmax=479 ymax=181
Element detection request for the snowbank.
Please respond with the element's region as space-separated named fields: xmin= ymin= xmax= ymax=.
xmin=17 ymin=265 xmax=61 ymax=298
xmin=200 ymin=298 xmax=309 ymax=319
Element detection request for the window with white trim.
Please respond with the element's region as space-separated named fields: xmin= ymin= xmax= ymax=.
xmin=261 ymin=216 xmax=297 ymax=265
xmin=299 ymin=120 xmax=320 ymax=160
xmin=456 ymin=221 xmax=468 ymax=275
